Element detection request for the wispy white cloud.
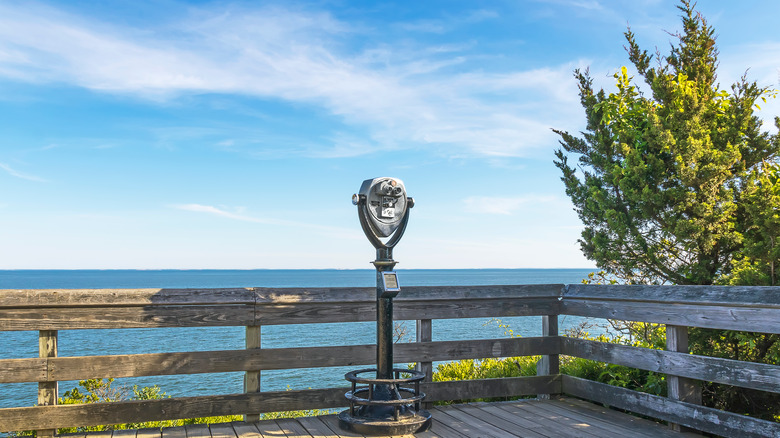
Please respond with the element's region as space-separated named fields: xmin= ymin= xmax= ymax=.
xmin=170 ymin=203 xmax=360 ymax=239
xmin=0 ymin=2 xmax=583 ymax=159
xmin=0 ymin=162 xmax=46 ymax=182
xmin=171 ymin=203 xmax=268 ymax=223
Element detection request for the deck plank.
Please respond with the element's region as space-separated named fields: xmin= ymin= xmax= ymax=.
xmin=252 ymin=419 xmax=288 ymax=438
xmin=421 ymin=408 xmax=477 ymax=438
xmin=184 ymin=424 xmax=211 ymax=438
xmin=160 ymin=427 xmax=186 ymax=438
xmin=230 ymin=422 xmax=264 ymax=438
xmin=317 ymin=414 xmax=366 ymax=438
xmin=296 ymin=416 xmax=340 ymax=438
xmin=276 ymin=418 xmax=314 ymax=438
xmin=468 ymin=402 xmax=550 ymax=434
xmin=414 ymin=410 xmax=469 ymax=438
xmin=136 ymin=428 xmax=162 ymax=438
xmin=210 ymin=423 xmax=239 ymax=438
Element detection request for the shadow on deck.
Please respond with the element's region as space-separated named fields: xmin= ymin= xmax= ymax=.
xmin=78 ymin=398 xmax=698 ymax=438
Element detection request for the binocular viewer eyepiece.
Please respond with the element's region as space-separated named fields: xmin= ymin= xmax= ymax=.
xmin=352 ymin=177 xmax=414 ymax=249
xmin=379 ymin=179 xmax=404 ymax=196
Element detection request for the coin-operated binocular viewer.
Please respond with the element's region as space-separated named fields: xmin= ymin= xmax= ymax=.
xmin=338 ymin=177 xmax=432 ymax=436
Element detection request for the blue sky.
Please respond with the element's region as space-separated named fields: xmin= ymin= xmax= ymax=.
xmin=1 ymin=0 xmax=779 ymax=269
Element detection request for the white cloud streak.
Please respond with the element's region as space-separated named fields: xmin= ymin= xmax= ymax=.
xmin=170 ymin=203 xmax=360 ymax=239
xmin=0 ymin=162 xmax=46 ymax=182
xmin=0 ymin=2 xmax=582 ymax=158
xmin=172 ymin=203 xmax=269 ymax=223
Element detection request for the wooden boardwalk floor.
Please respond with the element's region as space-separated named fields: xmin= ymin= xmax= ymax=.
xmin=80 ymin=397 xmax=700 ymax=438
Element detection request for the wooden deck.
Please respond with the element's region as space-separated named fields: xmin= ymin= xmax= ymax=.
xmin=81 ymin=398 xmax=698 ymax=438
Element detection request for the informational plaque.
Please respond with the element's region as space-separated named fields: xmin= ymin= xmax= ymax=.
xmin=381 ymin=271 xmax=401 ymax=293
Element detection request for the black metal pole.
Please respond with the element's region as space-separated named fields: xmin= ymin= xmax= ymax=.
xmin=375 ymin=247 xmax=394 ymax=380
xmin=376 ymin=297 xmax=393 ymax=378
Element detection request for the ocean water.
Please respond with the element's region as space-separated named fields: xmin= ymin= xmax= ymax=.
xmin=0 ymin=269 xmax=598 ymax=410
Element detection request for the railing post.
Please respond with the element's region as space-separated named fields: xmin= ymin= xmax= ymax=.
xmin=244 ymin=325 xmax=261 ymax=422
xmin=666 ymin=324 xmax=702 ymax=433
xmin=416 ymin=318 xmax=432 ymax=410
xmin=537 ymin=315 xmax=559 ymax=399
xmin=38 ymin=330 xmax=58 ymax=438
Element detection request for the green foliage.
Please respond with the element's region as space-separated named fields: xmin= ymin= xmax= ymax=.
xmin=723 ymin=162 xmax=780 ymax=286
xmin=581 ymin=270 xmax=617 ymax=285
xmin=432 ymin=356 xmax=540 ymax=404
xmin=11 ymin=379 xmax=334 ymax=436
xmin=58 ymin=378 xmax=128 ymax=405
xmin=48 ymin=378 xmax=244 ymax=434
xmin=554 ymin=0 xmax=780 ymax=285
xmin=257 ymin=408 xmax=334 ymax=420
xmin=431 ymin=326 xmax=667 ymax=404
xmin=561 ymin=327 xmax=667 ymax=397
xmin=486 ymin=317 xmax=518 ymax=337
xmin=434 ymin=356 xmax=539 ymax=382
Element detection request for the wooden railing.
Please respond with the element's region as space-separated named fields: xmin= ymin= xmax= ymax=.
xmin=1 ymin=284 xmax=779 ymax=438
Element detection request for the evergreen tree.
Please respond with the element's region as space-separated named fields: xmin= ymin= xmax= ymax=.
xmin=554 ymin=0 xmax=780 ymax=285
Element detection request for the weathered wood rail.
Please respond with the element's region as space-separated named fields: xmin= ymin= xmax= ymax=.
xmin=1 ymin=284 xmax=779 ymax=437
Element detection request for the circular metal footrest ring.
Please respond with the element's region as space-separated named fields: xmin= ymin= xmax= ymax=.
xmin=346 ymin=386 xmax=425 ymax=406
xmin=343 ymin=368 xmax=428 ymax=422
xmin=344 ymin=368 xmax=426 ymax=409
xmin=345 ymin=368 xmax=426 ymax=384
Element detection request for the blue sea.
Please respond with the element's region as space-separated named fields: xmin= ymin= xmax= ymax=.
xmin=0 ymin=269 xmax=598 ymax=411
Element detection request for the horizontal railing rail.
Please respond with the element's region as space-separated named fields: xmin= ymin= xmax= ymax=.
xmin=560 ymin=337 xmax=780 ymax=393
xmin=0 ymin=337 xmax=559 ymax=384
xmin=0 ymin=285 xmax=562 ymax=330
xmin=561 ymin=284 xmax=780 ymax=333
xmin=1 ymin=284 xmax=779 ymax=437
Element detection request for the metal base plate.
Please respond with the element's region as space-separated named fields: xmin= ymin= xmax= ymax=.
xmin=338 ymin=409 xmax=432 ymax=436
